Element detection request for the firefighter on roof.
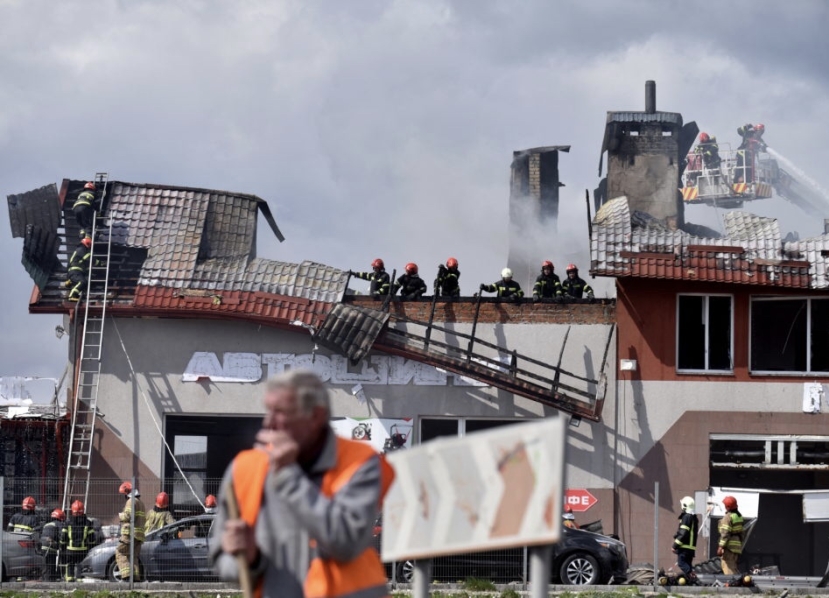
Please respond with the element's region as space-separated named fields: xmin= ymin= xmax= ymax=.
xmin=73 ymin=182 xmax=98 ymax=241
xmin=394 ymin=263 xmax=427 ymax=299
xmin=480 ymin=268 xmax=523 ymax=300
xmin=437 ymin=257 xmax=461 ymax=297
xmin=65 ymin=238 xmax=93 ymax=302
xmin=60 ymin=500 xmax=97 ymax=581
xmin=145 ymin=491 xmax=175 ymax=534
xmin=8 ymin=496 xmax=38 ymax=533
xmin=561 ymin=264 xmax=594 ymax=302
xmin=533 ymin=260 xmax=562 ymax=302
xmin=349 ymin=259 xmax=390 ymax=298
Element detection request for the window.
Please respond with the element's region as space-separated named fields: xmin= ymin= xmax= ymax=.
xmin=751 ymin=298 xmax=829 ymax=373
xmin=419 ymin=418 xmax=523 ymax=443
xmin=677 ymin=294 xmax=732 ymax=372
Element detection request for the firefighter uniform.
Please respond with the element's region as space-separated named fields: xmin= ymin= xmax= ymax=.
xmin=481 ymin=279 xmax=523 ymax=299
xmin=394 ymin=274 xmax=427 ymax=300
xmin=718 ymin=510 xmax=744 ymax=575
xmin=40 ymin=511 xmax=65 ymax=581
xmin=144 ymin=508 xmax=175 ymax=534
xmin=437 ymin=265 xmax=460 ymax=297
xmin=7 ymin=511 xmax=38 ymax=533
xmin=673 ymin=511 xmax=699 ymax=575
xmin=533 ymin=273 xmax=562 ymax=301
xmin=352 ymin=270 xmax=390 ymax=297
xmin=561 ymin=275 xmax=594 ymax=300
xmin=72 ymin=188 xmax=97 ymax=240
xmin=65 ymin=240 xmax=92 ymax=302
xmin=60 ymin=514 xmax=97 ymax=581
xmin=116 ymin=493 xmax=146 ymax=581
xmin=696 ymin=138 xmax=722 ymax=170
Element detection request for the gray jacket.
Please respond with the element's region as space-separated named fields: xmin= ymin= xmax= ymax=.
xmin=209 ymin=428 xmax=384 ymax=598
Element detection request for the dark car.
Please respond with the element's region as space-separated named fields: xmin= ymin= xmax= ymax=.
xmin=1 ymin=531 xmax=42 ymax=580
xmin=79 ymin=515 xmax=215 ymax=582
xmin=375 ymin=519 xmax=627 ymax=585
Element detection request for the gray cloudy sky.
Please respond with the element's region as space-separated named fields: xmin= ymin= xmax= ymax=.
xmin=1 ymin=0 xmax=828 ymax=378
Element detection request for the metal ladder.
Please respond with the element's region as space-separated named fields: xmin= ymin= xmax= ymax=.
xmin=62 ymin=172 xmax=113 ymax=510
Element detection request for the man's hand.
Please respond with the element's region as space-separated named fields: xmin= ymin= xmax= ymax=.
xmin=255 ymin=429 xmax=299 ymax=472
xmin=717 ymin=546 xmax=724 ymax=557
xmin=222 ymin=519 xmax=258 ymax=566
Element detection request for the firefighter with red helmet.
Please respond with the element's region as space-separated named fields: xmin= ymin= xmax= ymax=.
xmin=480 ymin=268 xmax=523 ymax=300
xmin=437 ymin=257 xmax=461 ymax=298
xmin=695 ymin=132 xmax=722 ymax=170
xmin=116 ymin=481 xmax=146 ymax=581
xmin=394 ymin=263 xmax=427 ymax=299
xmin=717 ymin=495 xmax=745 ymax=575
xmin=40 ymin=508 xmax=65 ymax=580
xmin=73 ymin=181 xmax=98 ymax=241
xmin=561 ymin=264 xmax=594 ymax=302
xmin=8 ymin=496 xmax=39 ymax=533
xmin=60 ymin=500 xmax=97 ymax=581
xmin=349 ymin=258 xmax=390 ymax=298
xmin=204 ymin=494 xmax=218 ymax=514
xmin=532 ymin=260 xmax=562 ymax=302
xmin=145 ymin=491 xmax=175 ymax=534
xmin=65 ymin=237 xmax=94 ymax=302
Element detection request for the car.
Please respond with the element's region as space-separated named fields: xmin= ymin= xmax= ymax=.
xmin=79 ymin=514 xmax=215 ymax=582
xmin=2 ymin=531 xmax=42 ymax=580
xmin=375 ymin=520 xmax=628 ymax=585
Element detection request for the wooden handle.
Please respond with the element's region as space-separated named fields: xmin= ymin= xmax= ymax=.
xmin=224 ymin=480 xmax=254 ymax=598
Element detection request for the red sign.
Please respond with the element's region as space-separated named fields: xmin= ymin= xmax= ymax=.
xmin=565 ymin=489 xmax=597 ymax=512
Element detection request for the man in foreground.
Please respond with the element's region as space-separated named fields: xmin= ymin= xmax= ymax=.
xmin=210 ymin=370 xmax=394 ymax=598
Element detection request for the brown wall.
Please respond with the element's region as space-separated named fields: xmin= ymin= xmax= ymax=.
xmin=616 ymin=277 xmax=829 ymax=382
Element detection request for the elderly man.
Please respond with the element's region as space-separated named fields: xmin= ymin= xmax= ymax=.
xmin=209 ymin=370 xmax=394 ymax=598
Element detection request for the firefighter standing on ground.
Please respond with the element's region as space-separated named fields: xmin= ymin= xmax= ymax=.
xmin=60 ymin=500 xmax=97 ymax=581
xmin=717 ymin=495 xmax=745 ymax=575
xmin=672 ymin=496 xmax=699 ymax=578
xmin=394 ymin=263 xmax=427 ymax=299
xmin=561 ymin=264 xmax=594 ymax=301
xmin=116 ymin=481 xmax=146 ymax=581
xmin=349 ymin=259 xmax=390 ymax=298
xmin=209 ymin=370 xmax=394 ymax=598
xmin=533 ymin=261 xmax=562 ymax=302
xmin=8 ymin=496 xmax=39 ymax=533
xmin=145 ymin=491 xmax=175 ymax=534
xmin=73 ymin=182 xmax=98 ymax=241
xmin=480 ymin=268 xmax=523 ymax=300
xmin=437 ymin=257 xmax=461 ymax=298
xmin=203 ymin=494 xmax=217 ymax=514
xmin=65 ymin=238 xmax=93 ymax=302
xmin=40 ymin=508 xmax=65 ymax=581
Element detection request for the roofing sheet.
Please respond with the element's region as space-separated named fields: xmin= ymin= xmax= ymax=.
xmin=313 ymin=303 xmax=390 ymax=365
xmin=7 ymin=184 xmax=61 ymax=239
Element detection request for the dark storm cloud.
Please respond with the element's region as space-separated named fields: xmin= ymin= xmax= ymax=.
xmin=1 ymin=0 xmax=827 ymax=376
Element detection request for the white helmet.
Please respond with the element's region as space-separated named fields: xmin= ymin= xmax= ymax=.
xmin=501 ymin=268 xmax=513 ymax=279
xmin=680 ymin=496 xmax=695 ymax=514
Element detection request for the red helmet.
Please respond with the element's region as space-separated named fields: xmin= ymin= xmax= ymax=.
xmin=699 ymin=132 xmax=710 ymax=143
xmin=723 ymin=495 xmax=738 ymax=510
xmin=446 ymin=257 xmax=458 ymax=269
xmin=155 ymin=491 xmax=169 ymax=508
xmin=22 ymin=496 xmax=35 ymax=511
xmin=756 ymin=123 xmax=765 ymax=133
xmin=83 ymin=182 xmax=96 ymax=191
xmin=71 ymin=500 xmax=84 ymax=516
xmin=405 ymin=262 xmax=418 ymax=275
xmin=205 ymin=494 xmax=217 ymax=508
xmin=542 ymin=260 xmax=554 ymax=270
xmin=81 ymin=237 xmax=92 ymax=248
xmin=51 ymin=509 xmax=65 ymax=521
xmin=119 ymin=481 xmax=132 ymax=495
xmin=566 ymin=263 xmax=578 ymax=272
xmin=371 ymin=258 xmax=384 ymax=269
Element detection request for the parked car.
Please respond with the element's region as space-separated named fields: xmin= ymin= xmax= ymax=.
xmin=80 ymin=515 xmax=215 ymax=581
xmin=2 ymin=531 xmax=42 ymax=580
xmin=374 ymin=517 xmax=628 ymax=585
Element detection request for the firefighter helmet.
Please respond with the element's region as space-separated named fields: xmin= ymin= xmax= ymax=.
xmin=566 ymin=263 xmax=578 ymax=273
xmin=83 ymin=182 xmax=96 ymax=191
xmin=119 ymin=481 xmax=132 ymax=495
xmin=723 ymin=495 xmax=738 ymax=510
xmin=405 ymin=263 xmax=418 ymax=275
xmin=371 ymin=258 xmax=384 ymax=270
xmin=699 ymin=132 xmax=710 ymax=143
xmin=71 ymin=500 xmax=84 ymax=516
xmin=446 ymin=257 xmax=458 ymax=269
xmin=756 ymin=123 xmax=765 ymax=133
xmin=205 ymin=494 xmax=217 ymax=508
xmin=501 ymin=267 xmax=513 ymax=279
xmin=22 ymin=496 xmax=36 ymax=511
xmin=155 ymin=491 xmax=169 ymax=508
xmin=680 ymin=496 xmax=695 ymax=513
xmin=81 ymin=237 xmax=92 ymax=248
xmin=51 ymin=508 xmax=65 ymax=521
xmin=542 ymin=260 xmax=553 ymax=270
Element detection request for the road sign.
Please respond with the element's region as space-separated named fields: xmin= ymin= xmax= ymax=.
xmin=564 ymin=489 xmax=597 ymax=512
xmin=381 ymin=418 xmax=566 ymax=562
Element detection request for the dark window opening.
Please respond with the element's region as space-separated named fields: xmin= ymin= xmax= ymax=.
xmin=677 ymin=295 xmax=731 ymax=371
xmin=751 ymin=299 xmax=807 ymax=372
xmin=811 ymin=299 xmax=829 ymax=371
xmin=420 ymin=419 xmax=459 ymax=443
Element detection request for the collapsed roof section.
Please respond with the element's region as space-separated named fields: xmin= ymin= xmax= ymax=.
xmin=590 ymin=196 xmax=829 ymax=288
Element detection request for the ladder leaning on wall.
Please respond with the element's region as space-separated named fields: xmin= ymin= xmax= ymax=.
xmin=62 ymin=172 xmax=115 ymax=510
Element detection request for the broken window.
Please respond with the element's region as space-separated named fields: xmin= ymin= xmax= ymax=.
xmin=751 ymin=298 xmax=829 ymax=373
xmin=677 ymin=294 xmax=732 ymax=372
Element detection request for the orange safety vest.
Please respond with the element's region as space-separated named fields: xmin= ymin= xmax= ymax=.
xmin=233 ymin=437 xmax=395 ymax=598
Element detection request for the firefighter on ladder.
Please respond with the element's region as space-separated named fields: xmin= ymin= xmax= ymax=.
xmin=73 ymin=182 xmax=98 ymax=241
xmin=65 ymin=238 xmax=93 ymax=302
xmin=116 ymin=481 xmax=146 ymax=581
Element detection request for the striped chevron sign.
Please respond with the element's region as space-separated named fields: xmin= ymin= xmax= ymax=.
xmin=381 ymin=417 xmax=566 ymax=562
